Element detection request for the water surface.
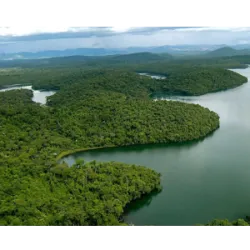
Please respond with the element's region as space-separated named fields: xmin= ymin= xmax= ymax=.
xmin=62 ymin=67 xmax=250 ymax=225
xmin=138 ymin=72 xmax=166 ymax=79
xmin=0 ymin=85 xmax=56 ymax=104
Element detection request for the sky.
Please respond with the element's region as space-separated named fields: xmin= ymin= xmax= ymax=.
xmin=1 ymin=27 xmax=250 ymax=53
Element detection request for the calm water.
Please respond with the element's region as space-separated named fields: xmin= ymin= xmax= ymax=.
xmin=62 ymin=67 xmax=250 ymax=225
xmin=0 ymin=85 xmax=56 ymax=104
xmin=138 ymin=72 xmax=166 ymax=79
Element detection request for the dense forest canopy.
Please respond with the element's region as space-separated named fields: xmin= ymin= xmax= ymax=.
xmin=205 ymin=46 xmax=250 ymax=58
xmin=0 ymin=52 xmax=249 ymax=225
xmin=0 ymin=65 xmax=247 ymax=97
xmin=0 ymin=52 xmax=170 ymax=69
xmin=0 ymin=156 xmax=161 ymax=225
xmin=29 ymin=67 xmax=249 ymax=96
xmin=199 ymin=218 xmax=250 ymax=226
xmin=0 ymin=75 xmax=220 ymax=225
xmin=0 ymin=51 xmax=250 ymax=69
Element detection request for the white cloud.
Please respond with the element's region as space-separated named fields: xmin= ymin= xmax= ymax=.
xmin=1 ymin=26 xmax=250 ymax=53
xmin=110 ymin=27 xmax=132 ymax=33
xmin=0 ymin=26 xmax=247 ymax=38
xmin=0 ymin=26 xmax=133 ymax=37
xmin=0 ymin=26 xmax=71 ymax=36
xmin=173 ymin=27 xmax=250 ymax=32
xmin=110 ymin=24 xmax=152 ymax=33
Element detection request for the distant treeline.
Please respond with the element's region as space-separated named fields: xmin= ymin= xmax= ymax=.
xmin=0 ymin=64 xmax=247 ymax=96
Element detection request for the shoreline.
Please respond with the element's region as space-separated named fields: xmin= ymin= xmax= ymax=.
xmin=57 ymin=124 xmax=219 ymax=162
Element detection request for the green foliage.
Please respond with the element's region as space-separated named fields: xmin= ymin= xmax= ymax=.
xmin=0 ymin=86 xmax=220 ymax=161
xmin=204 ymin=218 xmax=249 ymax=226
xmin=164 ymin=68 xmax=247 ymax=95
xmin=0 ymin=75 xmax=220 ymax=225
xmin=27 ymin=67 xmax=249 ymax=97
xmin=232 ymin=219 xmax=249 ymax=226
xmin=0 ymin=54 xmax=247 ymax=95
xmin=205 ymin=46 xmax=250 ymax=58
xmin=0 ymin=52 xmax=248 ymax=226
xmin=47 ymin=89 xmax=220 ymax=147
xmin=0 ymin=160 xmax=161 ymax=225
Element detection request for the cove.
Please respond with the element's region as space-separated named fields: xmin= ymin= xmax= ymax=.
xmin=0 ymin=85 xmax=56 ymax=104
xmin=62 ymin=67 xmax=250 ymax=226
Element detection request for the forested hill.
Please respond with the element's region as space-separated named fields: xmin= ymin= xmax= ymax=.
xmin=0 ymin=44 xmax=216 ymax=60
xmin=109 ymin=52 xmax=171 ymax=63
xmin=0 ymin=52 xmax=171 ymax=69
xmin=206 ymin=46 xmax=250 ymax=58
xmin=206 ymin=47 xmax=239 ymax=57
xmin=0 ymin=67 xmax=247 ymax=97
xmin=0 ymin=51 xmax=248 ymax=226
xmin=39 ymin=67 xmax=247 ymax=96
xmin=0 ymin=85 xmax=219 ymax=225
xmin=2 ymin=51 xmax=250 ymax=69
xmin=164 ymin=67 xmax=247 ymax=95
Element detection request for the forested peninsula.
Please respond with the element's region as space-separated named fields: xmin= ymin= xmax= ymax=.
xmin=0 ymin=52 xmax=248 ymax=225
xmin=0 ymin=66 xmax=247 ymax=96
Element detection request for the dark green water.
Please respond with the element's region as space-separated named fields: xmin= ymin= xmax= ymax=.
xmin=62 ymin=68 xmax=250 ymax=226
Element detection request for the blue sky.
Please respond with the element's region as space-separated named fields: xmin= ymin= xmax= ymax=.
xmin=0 ymin=27 xmax=250 ymax=53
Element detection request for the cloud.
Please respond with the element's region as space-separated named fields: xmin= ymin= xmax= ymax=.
xmin=0 ymin=26 xmax=220 ymax=37
xmin=0 ymin=26 xmax=202 ymax=42
xmin=0 ymin=26 xmax=71 ymax=36
xmin=0 ymin=26 xmax=154 ymax=37
xmin=177 ymin=24 xmax=250 ymax=32
xmin=1 ymin=27 xmax=250 ymax=53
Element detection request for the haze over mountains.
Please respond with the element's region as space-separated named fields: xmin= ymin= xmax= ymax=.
xmin=0 ymin=44 xmax=250 ymax=60
xmin=206 ymin=46 xmax=250 ymax=57
xmin=1 ymin=44 xmax=250 ymax=60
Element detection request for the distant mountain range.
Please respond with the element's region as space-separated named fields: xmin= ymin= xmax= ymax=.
xmin=0 ymin=52 xmax=173 ymax=68
xmin=206 ymin=46 xmax=250 ymax=57
xmin=1 ymin=44 xmax=250 ymax=60
xmin=0 ymin=44 xmax=236 ymax=60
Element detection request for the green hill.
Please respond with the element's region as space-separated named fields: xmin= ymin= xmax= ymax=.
xmin=0 ymin=86 xmax=219 ymax=225
xmin=207 ymin=46 xmax=250 ymax=58
xmin=110 ymin=52 xmax=172 ymax=63
xmin=0 ymin=53 xmax=248 ymax=226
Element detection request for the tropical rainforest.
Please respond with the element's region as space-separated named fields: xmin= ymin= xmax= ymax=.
xmin=0 ymin=52 xmax=249 ymax=226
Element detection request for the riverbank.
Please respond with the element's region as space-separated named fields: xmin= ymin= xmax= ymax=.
xmin=0 ymin=84 xmax=56 ymax=104
xmin=59 ymin=67 xmax=250 ymax=226
xmin=56 ymin=145 xmax=116 ymax=161
xmin=58 ymin=122 xmax=219 ymax=163
xmin=0 ymin=64 xmax=249 ymax=226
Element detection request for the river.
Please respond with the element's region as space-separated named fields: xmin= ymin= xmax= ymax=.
xmin=0 ymin=85 xmax=56 ymax=105
xmin=62 ymin=67 xmax=250 ymax=226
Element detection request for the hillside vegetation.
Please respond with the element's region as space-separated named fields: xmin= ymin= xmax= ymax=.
xmin=0 ymin=52 xmax=249 ymax=226
xmin=1 ymin=50 xmax=250 ymax=69
xmin=0 ymin=66 xmax=246 ymax=97
xmin=44 ymin=68 xmax=247 ymax=96
xmin=0 ymin=69 xmax=220 ymax=225
xmin=206 ymin=46 xmax=250 ymax=58
xmin=0 ymin=89 xmax=163 ymax=225
xmin=201 ymin=218 xmax=250 ymax=226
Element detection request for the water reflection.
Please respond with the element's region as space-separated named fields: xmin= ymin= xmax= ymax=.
xmin=123 ymin=189 xmax=162 ymax=222
xmin=61 ymin=67 xmax=250 ymax=226
xmin=62 ymin=130 xmax=217 ymax=167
